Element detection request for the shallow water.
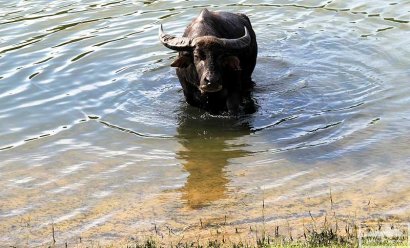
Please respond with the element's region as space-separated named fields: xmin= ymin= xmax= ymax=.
xmin=1 ymin=0 xmax=410 ymax=246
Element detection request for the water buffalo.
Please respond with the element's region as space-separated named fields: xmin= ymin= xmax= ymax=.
xmin=159 ymin=9 xmax=257 ymax=114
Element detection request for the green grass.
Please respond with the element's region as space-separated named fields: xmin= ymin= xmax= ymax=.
xmin=92 ymin=223 xmax=360 ymax=248
xmin=45 ymin=219 xmax=409 ymax=248
xmin=42 ymin=212 xmax=409 ymax=248
xmin=43 ymin=190 xmax=408 ymax=248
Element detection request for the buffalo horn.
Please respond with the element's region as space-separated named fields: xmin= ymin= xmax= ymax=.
xmin=218 ymin=27 xmax=251 ymax=50
xmin=159 ymin=24 xmax=192 ymax=51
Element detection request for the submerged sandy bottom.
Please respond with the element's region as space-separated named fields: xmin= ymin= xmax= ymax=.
xmin=1 ymin=129 xmax=409 ymax=246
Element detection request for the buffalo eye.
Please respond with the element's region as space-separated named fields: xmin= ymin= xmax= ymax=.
xmin=194 ymin=50 xmax=206 ymax=60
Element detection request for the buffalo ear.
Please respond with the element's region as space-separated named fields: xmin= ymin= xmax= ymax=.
xmin=223 ymin=56 xmax=241 ymax=71
xmin=171 ymin=55 xmax=191 ymax=68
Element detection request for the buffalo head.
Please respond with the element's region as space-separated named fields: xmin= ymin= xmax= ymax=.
xmin=159 ymin=24 xmax=250 ymax=93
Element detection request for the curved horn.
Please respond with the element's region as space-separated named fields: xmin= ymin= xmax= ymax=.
xmin=219 ymin=27 xmax=251 ymax=50
xmin=159 ymin=24 xmax=192 ymax=51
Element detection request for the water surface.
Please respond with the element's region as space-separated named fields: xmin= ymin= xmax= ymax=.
xmin=1 ymin=0 xmax=410 ymax=246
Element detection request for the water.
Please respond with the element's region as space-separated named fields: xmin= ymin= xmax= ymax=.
xmin=1 ymin=0 xmax=409 ymax=246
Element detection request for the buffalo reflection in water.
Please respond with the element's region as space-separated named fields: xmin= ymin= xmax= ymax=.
xmin=176 ymin=110 xmax=252 ymax=209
